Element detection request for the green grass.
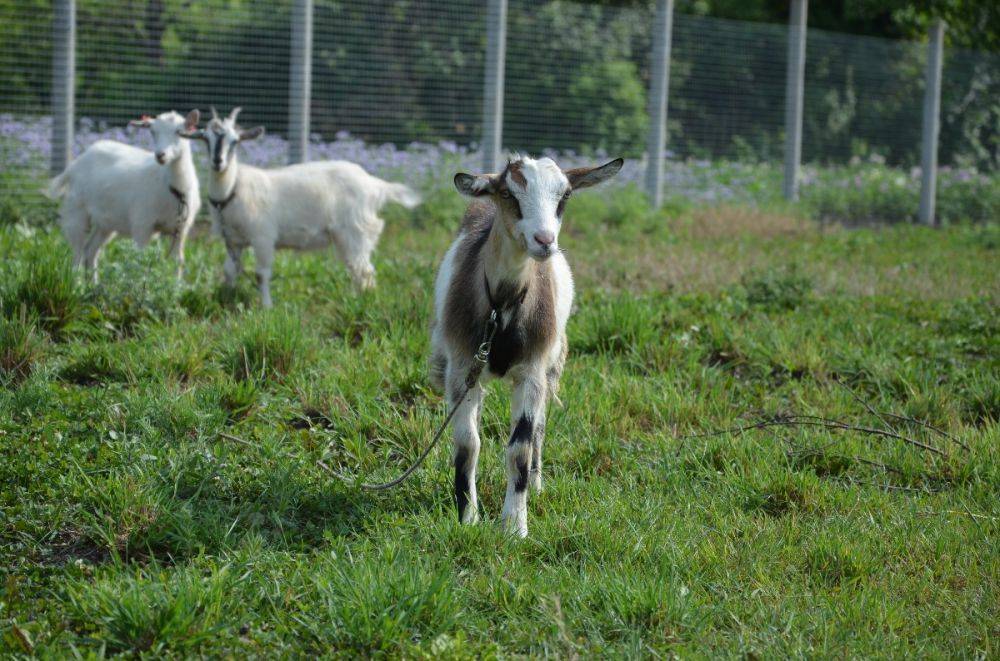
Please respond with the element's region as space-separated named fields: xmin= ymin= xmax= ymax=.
xmin=0 ymin=191 xmax=997 ymax=657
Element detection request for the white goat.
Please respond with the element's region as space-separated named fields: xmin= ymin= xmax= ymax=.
xmin=46 ymin=110 xmax=201 ymax=280
xmin=430 ymin=155 xmax=623 ymax=537
xmin=180 ymin=107 xmax=420 ymax=307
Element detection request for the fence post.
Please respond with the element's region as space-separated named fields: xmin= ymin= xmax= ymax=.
xmin=51 ymin=0 xmax=76 ymax=176
xmin=481 ymin=0 xmax=507 ymax=173
xmin=288 ymin=0 xmax=313 ymax=164
xmin=782 ymin=0 xmax=807 ymax=201
xmin=919 ymin=19 xmax=945 ymax=226
xmin=644 ymin=0 xmax=674 ymax=208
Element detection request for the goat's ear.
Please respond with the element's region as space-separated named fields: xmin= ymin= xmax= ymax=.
xmin=128 ymin=116 xmax=152 ymax=129
xmin=239 ymin=126 xmax=265 ymax=142
xmin=564 ymin=158 xmax=624 ymax=189
xmin=184 ymin=109 xmax=200 ymax=131
xmin=178 ymin=129 xmax=204 ymax=141
xmin=454 ymin=173 xmax=495 ymax=197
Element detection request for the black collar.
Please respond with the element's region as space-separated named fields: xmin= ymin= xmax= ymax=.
xmin=209 ymin=185 xmax=237 ymax=212
xmin=484 ymin=273 xmax=528 ymax=317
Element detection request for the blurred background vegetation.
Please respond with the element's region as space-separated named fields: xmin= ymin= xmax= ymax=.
xmin=1 ymin=0 xmax=997 ymax=167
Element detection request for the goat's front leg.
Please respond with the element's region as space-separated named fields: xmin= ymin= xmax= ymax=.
xmin=502 ymin=369 xmax=547 ymax=538
xmin=536 ymin=335 xmax=567 ymax=493
xmin=83 ymin=230 xmax=112 ymax=284
xmin=223 ymin=244 xmax=244 ymax=288
xmin=447 ymin=360 xmax=484 ymax=524
xmin=252 ymin=243 xmax=274 ymax=308
xmin=167 ymin=226 xmax=190 ymax=281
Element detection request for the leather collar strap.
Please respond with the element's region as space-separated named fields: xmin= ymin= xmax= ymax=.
xmin=209 ymin=185 xmax=237 ymax=212
xmin=168 ymin=185 xmax=189 ymax=223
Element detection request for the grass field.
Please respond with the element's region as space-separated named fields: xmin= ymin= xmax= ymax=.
xmin=1 ymin=187 xmax=998 ymax=657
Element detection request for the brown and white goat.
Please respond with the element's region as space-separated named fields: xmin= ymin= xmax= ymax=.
xmin=429 ymin=155 xmax=623 ymax=537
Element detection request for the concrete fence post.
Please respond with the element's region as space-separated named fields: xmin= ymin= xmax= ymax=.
xmin=919 ymin=19 xmax=945 ymax=225
xmin=644 ymin=0 xmax=674 ymax=208
xmin=481 ymin=0 xmax=508 ymax=173
xmin=51 ymin=0 xmax=76 ymax=176
xmin=782 ymin=0 xmax=807 ymax=201
xmin=288 ymin=0 xmax=313 ymax=164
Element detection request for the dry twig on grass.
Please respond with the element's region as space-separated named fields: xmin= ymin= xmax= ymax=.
xmin=218 ymin=431 xmax=252 ymax=446
xmin=677 ymin=382 xmax=968 ymax=489
xmin=681 ymin=414 xmax=946 ymax=456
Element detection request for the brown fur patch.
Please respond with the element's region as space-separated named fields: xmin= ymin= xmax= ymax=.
xmin=562 ymin=166 xmax=590 ymax=188
xmin=507 ymin=160 xmax=527 ymax=188
xmin=443 ymin=201 xmax=557 ymax=378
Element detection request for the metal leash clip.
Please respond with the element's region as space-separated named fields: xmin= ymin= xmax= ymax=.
xmin=475 ymin=309 xmax=499 ymax=364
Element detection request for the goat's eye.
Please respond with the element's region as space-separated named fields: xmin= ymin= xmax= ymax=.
xmin=500 ymin=190 xmax=512 ymax=199
xmin=563 ymin=190 xmax=572 ymax=200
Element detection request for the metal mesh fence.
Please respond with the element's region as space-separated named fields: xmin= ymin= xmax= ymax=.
xmin=1 ymin=1 xmax=997 ymax=211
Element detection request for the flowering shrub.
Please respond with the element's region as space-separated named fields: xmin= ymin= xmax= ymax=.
xmin=2 ymin=115 xmax=997 ymax=224
xmin=0 ymin=114 xmax=780 ymax=207
xmin=87 ymin=242 xmax=187 ymax=335
xmin=799 ymin=158 xmax=999 ymax=224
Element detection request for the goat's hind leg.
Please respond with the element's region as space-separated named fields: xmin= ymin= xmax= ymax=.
xmin=332 ymin=215 xmax=378 ymax=290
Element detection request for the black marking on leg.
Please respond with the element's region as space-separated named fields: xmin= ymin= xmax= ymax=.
xmin=454 ymin=447 xmax=470 ymax=521
xmin=509 ymin=415 xmax=532 ymax=446
xmin=509 ymin=416 xmax=533 ymax=493
xmin=514 ymin=457 xmax=529 ymax=493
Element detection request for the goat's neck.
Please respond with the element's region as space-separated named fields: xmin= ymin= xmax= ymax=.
xmin=209 ymin=155 xmax=239 ymax=200
xmin=166 ymin=142 xmax=197 ymax=193
xmin=483 ymin=213 xmax=534 ymax=301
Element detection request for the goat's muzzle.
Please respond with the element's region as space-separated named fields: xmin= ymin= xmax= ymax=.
xmin=155 ymin=152 xmax=167 ymax=165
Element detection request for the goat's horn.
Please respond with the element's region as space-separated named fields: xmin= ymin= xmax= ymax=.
xmin=228 ymin=107 xmax=242 ymax=122
xmin=210 ymin=106 xmax=219 ymax=121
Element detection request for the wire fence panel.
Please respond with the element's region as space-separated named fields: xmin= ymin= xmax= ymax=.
xmin=941 ymin=46 xmax=1000 ymax=170
xmin=803 ymin=29 xmax=924 ymax=167
xmin=1 ymin=1 xmax=997 ymax=215
xmin=669 ymin=14 xmax=789 ymax=162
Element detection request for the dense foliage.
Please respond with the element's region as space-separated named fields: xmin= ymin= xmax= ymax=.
xmin=2 ymin=0 xmax=997 ymax=167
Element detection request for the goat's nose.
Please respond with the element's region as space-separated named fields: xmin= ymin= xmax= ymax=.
xmin=533 ymin=231 xmax=555 ymax=247
xmin=155 ymin=152 xmax=166 ymax=163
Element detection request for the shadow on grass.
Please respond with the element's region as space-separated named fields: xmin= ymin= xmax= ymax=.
xmin=52 ymin=457 xmax=444 ymax=569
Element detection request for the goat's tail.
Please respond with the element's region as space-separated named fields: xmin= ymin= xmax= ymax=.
xmin=44 ymin=170 xmax=70 ymax=200
xmin=378 ymin=180 xmax=421 ymax=210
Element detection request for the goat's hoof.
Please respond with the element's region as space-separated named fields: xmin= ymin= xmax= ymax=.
xmin=501 ymin=510 xmax=528 ymax=538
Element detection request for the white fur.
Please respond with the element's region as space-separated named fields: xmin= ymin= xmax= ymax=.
xmin=45 ymin=111 xmax=201 ymax=280
xmin=190 ymin=108 xmax=420 ymax=307
xmin=507 ymin=157 xmax=570 ymax=258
